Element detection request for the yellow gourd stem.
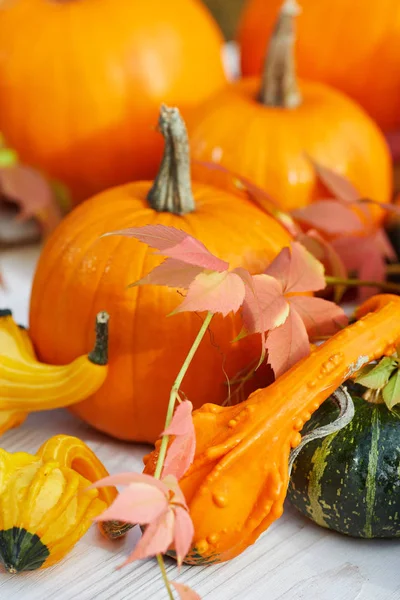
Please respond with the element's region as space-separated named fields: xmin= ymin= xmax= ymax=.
xmin=0 ymin=311 xmax=109 ymax=413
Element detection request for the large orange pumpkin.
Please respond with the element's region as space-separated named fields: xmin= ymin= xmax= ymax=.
xmin=238 ymin=0 xmax=400 ymax=133
xmin=187 ymin=0 xmax=392 ymax=215
xmin=0 ymin=0 xmax=226 ymax=203
xmin=29 ymin=107 xmax=292 ymax=444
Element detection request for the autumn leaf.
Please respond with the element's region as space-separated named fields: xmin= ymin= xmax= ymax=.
xmin=242 ymin=243 xmax=348 ymax=377
xmin=107 ymin=224 xmax=260 ymax=318
xmin=93 ymin=472 xmax=194 ymax=567
xmin=0 ymin=138 xmax=63 ymax=244
xmin=171 ymin=581 xmax=201 ymax=600
xmin=332 ymin=229 xmax=396 ymax=300
xmin=162 ymin=400 xmax=196 ymax=480
xmin=292 ymin=200 xmax=363 ymax=235
xmin=309 ymin=158 xmax=361 ymax=204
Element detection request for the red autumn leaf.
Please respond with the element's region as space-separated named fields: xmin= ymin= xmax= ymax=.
xmin=241 ymin=274 xmax=289 ymax=335
xmin=162 ymin=401 xmax=196 ymax=480
xmin=173 ymin=271 xmax=246 ymax=317
xmin=94 ymin=473 xmax=194 ymax=568
xmin=0 ymin=165 xmax=62 ymax=236
xmin=109 ymin=224 xmax=258 ymax=317
xmin=171 ymin=581 xmax=201 ymax=600
xmin=266 ymin=242 xmax=326 ymax=293
xmin=266 ymin=309 xmax=310 ymax=378
xmin=310 ymin=158 xmax=361 ymax=203
xmin=292 ymin=200 xmax=363 ymax=235
xmin=289 ymin=296 xmax=348 ymax=339
xmin=332 ymin=228 xmax=395 ymax=300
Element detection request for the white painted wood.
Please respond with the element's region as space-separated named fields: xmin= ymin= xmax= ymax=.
xmin=2 ymin=246 xmax=400 ymax=600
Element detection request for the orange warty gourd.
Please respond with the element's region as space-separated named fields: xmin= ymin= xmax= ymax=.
xmin=144 ymin=294 xmax=400 ymax=563
xmin=0 ymin=0 xmax=226 ymax=203
xmin=238 ymin=0 xmax=400 ymax=132
xmin=29 ymin=106 xmax=292 ymax=444
xmin=188 ymin=0 xmax=392 ymax=216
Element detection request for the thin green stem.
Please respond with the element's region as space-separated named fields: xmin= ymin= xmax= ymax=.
xmin=157 ymin=554 xmax=174 ymax=600
xmin=154 ymin=311 xmax=214 ymax=480
xmin=325 ymin=276 xmax=400 ymax=295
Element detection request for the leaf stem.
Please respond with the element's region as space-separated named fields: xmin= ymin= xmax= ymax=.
xmin=157 ymin=554 xmax=174 ymax=600
xmin=154 ymin=311 xmax=214 ymax=480
xmin=325 ymin=276 xmax=400 ymax=295
xmin=386 ymin=264 xmax=400 ymax=276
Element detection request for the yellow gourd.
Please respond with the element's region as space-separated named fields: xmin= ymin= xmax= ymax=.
xmin=0 ymin=435 xmax=117 ymax=572
xmin=0 ymin=310 xmax=109 ymax=435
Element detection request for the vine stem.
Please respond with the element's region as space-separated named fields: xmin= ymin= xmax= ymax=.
xmin=325 ymin=276 xmax=400 ymax=295
xmin=157 ymin=554 xmax=174 ymax=600
xmin=154 ymin=311 xmax=214 ymax=480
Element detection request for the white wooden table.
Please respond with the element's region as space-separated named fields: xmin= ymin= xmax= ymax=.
xmin=1 ymin=247 xmax=400 ymax=600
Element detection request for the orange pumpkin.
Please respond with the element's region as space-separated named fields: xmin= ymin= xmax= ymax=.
xmin=238 ymin=0 xmax=400 ymax=133
xmin=187 ymin=0 xmax=392 ymax=215
xmin=29 ymin=106 xmax=292 ymax=444
xmin=0 ymin=0 xmax=226 ymax=203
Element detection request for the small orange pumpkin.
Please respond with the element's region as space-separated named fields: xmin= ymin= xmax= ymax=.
xmin=0 ymin=0 xmax=226 ymax=203
xmin=187 ymin=0 xmax=392 ymax=216
xmin=29 ymin=106 xmax=292 ymax=444
xmin=238 ymin=0 xmax=400 ymax=133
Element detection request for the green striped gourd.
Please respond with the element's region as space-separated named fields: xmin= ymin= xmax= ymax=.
xmin=288 ymin=383 xmax=400 ymax=538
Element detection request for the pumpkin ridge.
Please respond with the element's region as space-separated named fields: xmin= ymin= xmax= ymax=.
xmin=364 ymin=408 xmax=380 ymax=537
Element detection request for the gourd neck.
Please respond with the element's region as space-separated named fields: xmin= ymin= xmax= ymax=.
xmin=147 ymin=105 xmax=195 ymax=215
xmin=88 ymin=312 xmax=109 ymax=366
xmin=259 ymin=0 xmax=302 ymax=109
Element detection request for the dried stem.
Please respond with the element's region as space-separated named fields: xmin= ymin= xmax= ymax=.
xmin=147 ymin=105 xmax=195 ymax=215
xmin=259 ymin=0 xmax=302 ymax=108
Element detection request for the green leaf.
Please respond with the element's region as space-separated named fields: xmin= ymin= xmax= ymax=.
xmin=383 ymin=371 xmax=400 ymax=409
xmin=354 ymin=357 xmax=398 ymax=390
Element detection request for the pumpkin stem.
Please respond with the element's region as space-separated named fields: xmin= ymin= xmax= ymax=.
xmin=147 ymin=105 xmax=195 ymax=215
xmin=88 ymin=312 xmax=109 ymax=366
xmin=259 ymin=0 xmax=302 ymax=109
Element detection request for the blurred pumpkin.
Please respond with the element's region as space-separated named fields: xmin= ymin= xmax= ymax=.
xmin=0 ymin=0 xmax=226 ymax=203
xmin=29 ymin=106 xmax=292 ymax=444
xmin=188 ymin=0 xmax=392 ymax=216
xmin=238 ymin=0 xmax=400 ymax=133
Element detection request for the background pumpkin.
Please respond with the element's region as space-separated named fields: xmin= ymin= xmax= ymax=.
xmin=289 ymin=382 xmax=400 ymax=538
xmin=0 ymin=0 xmax=226 ymax=204
xmin=187 ymin=0 xmax=392 ymax=215
xmin=29 ymin=107 xmax=292 ymax=444
xmin=238 ymin=0 xmax=400 ymax=133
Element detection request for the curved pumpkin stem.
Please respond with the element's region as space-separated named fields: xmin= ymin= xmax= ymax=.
xmin=144 ymin=294 xmax=400 ymax=564
xmin=147 ymin=105 xmax=195 ymax=215
xmin=259 ymin=0 xmax=302 ymax=108
xmin=288 ymin=385 xmax=354 ymax=474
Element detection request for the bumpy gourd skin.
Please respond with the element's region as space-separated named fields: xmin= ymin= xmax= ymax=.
xmin=144 ymin=294 xmax=400 ymax=563
xmin=0 ymin=310 xmax=109 ymax=435
xmin=0 ymin=435 xmax=117 ymax=572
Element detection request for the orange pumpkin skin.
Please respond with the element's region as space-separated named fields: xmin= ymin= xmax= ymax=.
xmin=188 ymin=78 xmax=392 ymax=214
xmin=29 ymin=182 xmax=292 ymax=443
xmin=238 ymin=0 xmax=400 ymax=132
xmin=0 ymin=0 xmax=226 ymax=203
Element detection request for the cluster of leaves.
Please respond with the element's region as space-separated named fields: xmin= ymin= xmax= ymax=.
xmin=94 ymin=399 xmax=198 ymax=598
xmin=292 ymin=160 xmax=397 ymax=301
xmin=108 ymin=224 xmax=347 ymax=377
xmin=355 ymin=355 xmax=400 ymax=410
